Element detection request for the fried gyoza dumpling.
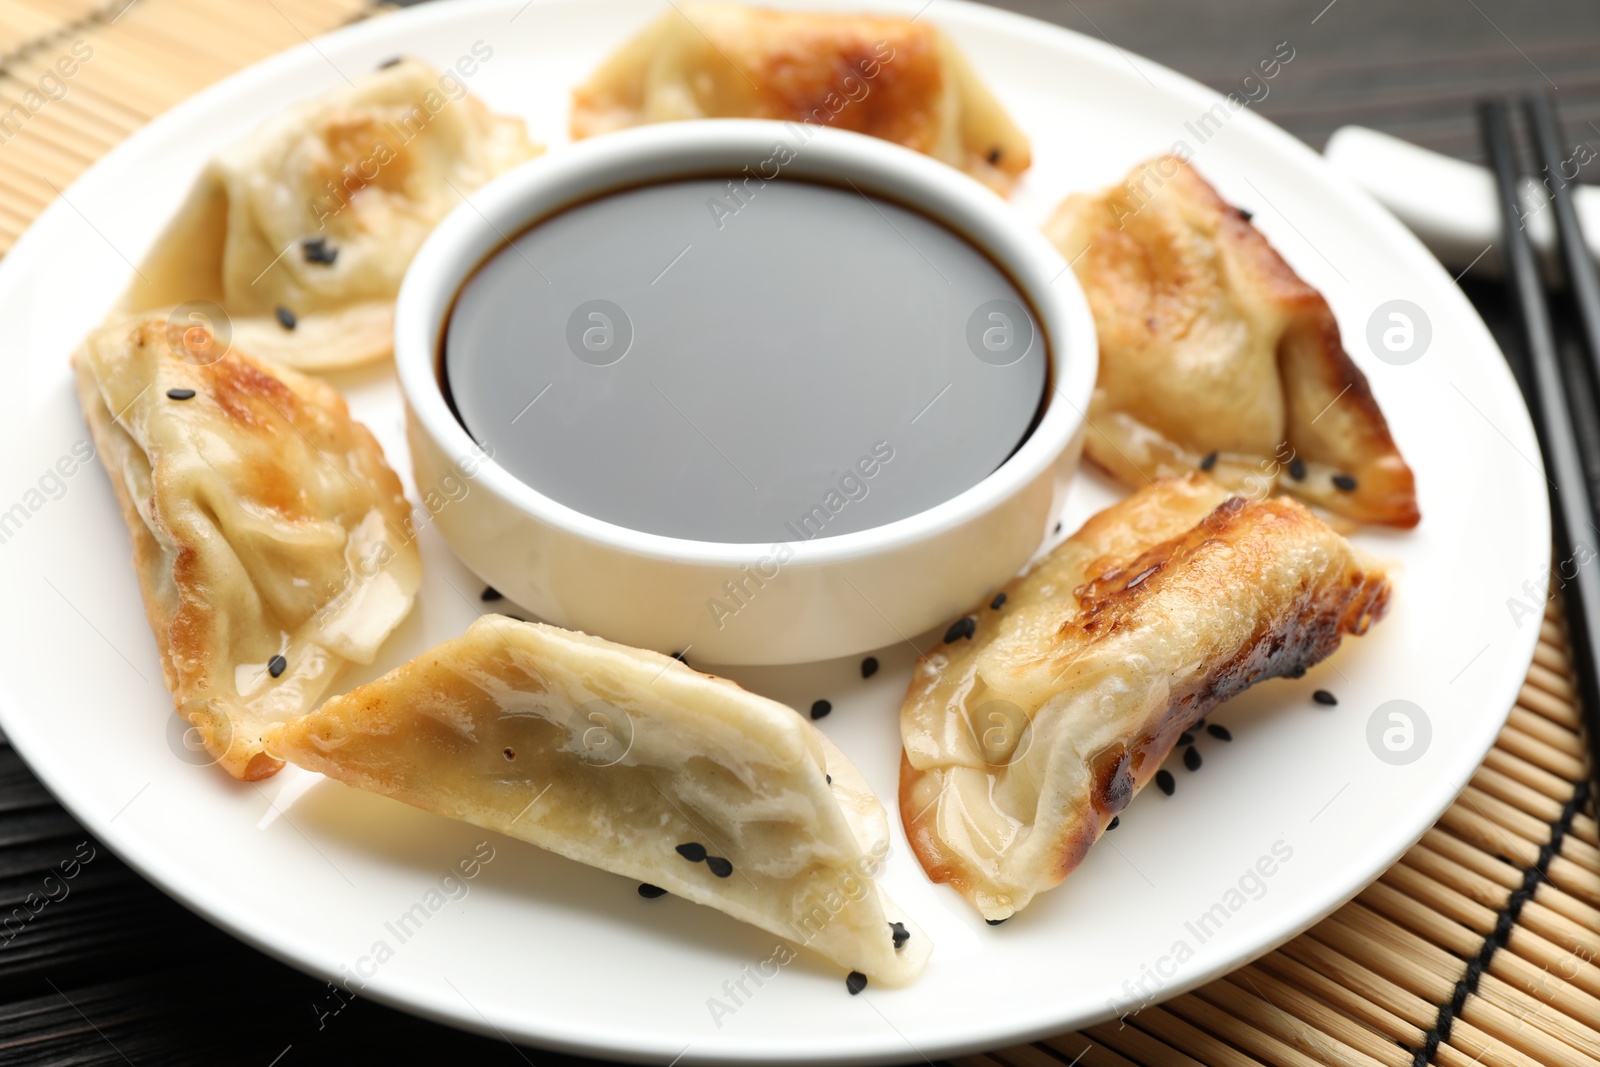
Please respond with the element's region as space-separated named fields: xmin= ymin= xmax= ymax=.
xmin=265 ymin=616 xmax=931 ymax=986
xmin=1044 ymin=157 xmax=1419 ymax=527
xmin=74 ymin=316 xmax=420 ymax=780
xmin=571 ymin=3 xmax=1030 ymax=194
xmin=116 ymin=58 xmax=540 ymax=370
xmin=900 ymin=473 xmax=1391 ymax=920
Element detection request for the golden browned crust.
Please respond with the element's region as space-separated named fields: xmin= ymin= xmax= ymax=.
xmin=570 ymin=4 xmax=1031 ymax=193
xmin=265 ymin=617 xmax=933 ymax=985
xmin=75 ymin=316 xmax=419 ymax=779
xmin=899 ymin=473 xmax=1391 ymax=919
xmin=115 ymin=59 xmax=539 ymax=371
xmin=1045 ymin=157 xmax=1419 ymax=528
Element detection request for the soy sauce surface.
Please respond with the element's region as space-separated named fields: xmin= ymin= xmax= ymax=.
xmin=444 ymin=176 xmax=1047 ymax=543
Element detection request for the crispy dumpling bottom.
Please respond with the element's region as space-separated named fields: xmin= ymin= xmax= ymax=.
xmin=74 ymin=315 xmax=419 ymax=779
xmin=900 ymin=473 xmax=1391 ymax=919
xmin=266 ymin=617 xmax=931 ymax=985
xmin=116 ymin=57 xmax=540 ymax=370
xmin=1045 ymin=156 xmax=1418 ymax=528
xmin=570 ymin=2 xmax=1031 ymax=194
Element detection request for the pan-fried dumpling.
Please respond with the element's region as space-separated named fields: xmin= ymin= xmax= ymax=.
xmin=74 ymin=316 xmax=421 ymax=780
xmin=900 ymin=473 xmax=1391 ymax=920
xmin=1044 ymin=156 xmax=1419 ymax=527
xmin=116 ymin=58 xmax=540 ymax=370
xmin=264 ymin=616 xmax=931 ymax=986
xmin=570 ymin=3 xmax=1030 ymax=194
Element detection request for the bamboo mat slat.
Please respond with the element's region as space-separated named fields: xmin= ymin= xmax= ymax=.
xmin=0 ymin=0 xmax=373 ymax=257
xmin=2 ymin=2 xmax=1599 ymax=1065
xmin=0 ymin=0 xmax=106 ymax=65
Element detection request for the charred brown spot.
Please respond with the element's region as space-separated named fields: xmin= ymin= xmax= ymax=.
xmin=317 ymin=115 xmax=417 ymax=199
xmin=191 ymin=350 xmax=335 ymax=518
xmin=1164 ymin=548 xmax=1391 ymax=725
xmin=1129 ymin=732 xmax=1160 ymax=774
xmin=756 ymin=24 xmax=942 ymax=153
xmin=163 ymin=321 xmax=221 ymax=365
xmin=1067 ymin=496 xmax=1250 ymax=638
xmin=1069 ymin=492 xmax=1392 ymax=820
xmin=201 ymin=352 xmax=302 ymax=430
xmin=1089 ymin=742 xmax=1134 ymax=815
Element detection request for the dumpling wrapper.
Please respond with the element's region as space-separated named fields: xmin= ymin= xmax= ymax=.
xmin=1044 ymin=156 xmax=1419 ymax=528
xmin=116 ymin=58 xmax=540 ymax=370
xmin=900 ymin=473 xmax=1392 ymax=920
xmin=74 ymin=316 xmax=420 ymax=780
xmin=570 ymin=2 xmax=1030 ymax=195
xmin=264 ymin=616 xmax=931 ymax=986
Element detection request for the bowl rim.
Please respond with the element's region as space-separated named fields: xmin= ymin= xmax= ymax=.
xmin=395 ymin=118 xmax=1098 ymax=567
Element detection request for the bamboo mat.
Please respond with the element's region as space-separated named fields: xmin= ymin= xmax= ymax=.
xmin=2 ymin=2 xmax=1598 ymax=1065
xmin=0 ymin=0 xmax=373 ymax=254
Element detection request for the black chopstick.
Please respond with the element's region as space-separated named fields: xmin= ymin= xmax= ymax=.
xmin=1526 ymin=93 xmax=1600 ymax=509
xmin=1479 ymin=98 xmax=1600 ymax=801
xmin=1526 ymin=93 xmax=1600 ymax=429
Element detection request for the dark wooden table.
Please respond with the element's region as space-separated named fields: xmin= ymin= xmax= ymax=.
xmin=2 ymin=1 xmax=1597 ymax=1064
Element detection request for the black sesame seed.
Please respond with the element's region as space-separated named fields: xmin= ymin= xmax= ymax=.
xmin=1238 ymin=207 xmax=1255 ymax=221
xmin=502 ymin=747 xmax=515 ymax=761
xmin=990 ymin=592 xmax=1007 ymax=610
xmin=1332 ymin=473 xmax=1358 ymax=492
xmin=301 ymin=236 xmax=338 ymax=265
xmin=944 ymin=617 xmax=976 ymax=643
xmin=987 ymin=147 xmax=1002 ymax=165
xmin=1288 ymin=457 xmax=1306 ymax=480
xmin=1313 ymin=689 xmax=1338 ymax=706
xmin=826 ymin=774 xmax=832 ymax=785
xmin=670 ymin=650 xmax=689 ymax=663
xmin=1178 ymin=731 xmax=1195 ymax=746
xmin=675 ymin=842 xmax=707 ymax=863
xmin=166 ymin=387 xmax=196 ymax=401
xmin=1106 ymin=815 xmax=1120 ymax=831
xmin=377 ymin=55 xmax=403 ymax=69
xmin=985 ymin=918 xmax=1008 ymax=926
xmin=638 ymin=883 xmax=667 ymax=898
xmin=810 ymin=699 xmax=832 ymax=720
xmin=1155 ymin=770 xmax=1176 ymax=796
xmin=705 ymin=856 xmax=733 ymax=878
xmin=889 ymin=921 xmax=910 ymax=949
xmin=275 ymin=306 xmax=297 ymax=330
xmin=1200 ymin=451 xmax=1219 ymax=472
xmin=1054 ymin=521 xmax=1063 ymax=534
xmin=1207 ymin=724 xmax=1233 ymax=742
xmin=481 ymin=586 xmax=503 ymax=601
xmin=846 ymin=971 xmax=868 ymax=995
xmin=861 ymin=656 xmax=879 ymax=679
xmin=267 ymin=655 xmax=287 ymax=678
xmin=1183 ymin=747 xmax=1203 ymax=772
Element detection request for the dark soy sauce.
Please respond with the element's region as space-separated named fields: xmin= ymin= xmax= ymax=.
xmin=444 ymin=176 xmax=1047 ymax=544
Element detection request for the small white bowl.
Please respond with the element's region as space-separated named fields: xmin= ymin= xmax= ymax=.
xmin=396 ymin=120 xmax=1096 ymax=665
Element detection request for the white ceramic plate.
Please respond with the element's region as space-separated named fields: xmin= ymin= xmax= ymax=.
xmin=0 ymin=1 xmax=1547 ymax=1063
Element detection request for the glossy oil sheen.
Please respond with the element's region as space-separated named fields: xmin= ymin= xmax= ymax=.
xmin=444 ymin=176 xmax=1047 ymax=543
